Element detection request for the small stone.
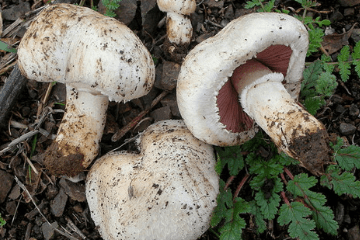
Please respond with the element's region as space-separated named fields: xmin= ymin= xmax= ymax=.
xmin=50 ymin=188 xmax=68 ymax=217
xmin=335 ymin=104 xmax=346 ymax=113
xmin=2 ymin=1 xmax=30 ymax=21
xmin=338 ymin=0 xmax=360 ymax=7
xmin=344 ymin=8 xmax=355 ymax=17
xmin=351 ymin=29 xmax=360 ymax=45
xmin=339 ymin=122 xmax=356 ymax=135
xmin=59 ymin=178 xmax=86 ymax=202
xmin=348 ymin=225 xmax=360 ymax=240
xmin=0 ymin=170 xmax=13 ymax=203
xmin=6 ymin=201 xmax=16 ymax=215
xmin=205 ymin=0 xmax=224 ymax=8
xmin=330 ymin=10 xmax=344 ymax=22
xmin=41 ymin=222 xmax=59 ymax=240
xmin=224 ymin=4 xmax=234 ymax=19
xmin=8 ymin=184 xmax=21 ymax=200
xmin=196 ymin=32 xmax=216 ymax=43
xmin=335 ymin=202 xmax=344 ymax=225
xmin=150 ymin=106 xmax=172 ymax=122
xmin=349 ymin=104 xmax=359 ymax=117
xmin=154 ymin=61 xmax=181 ymax=91
xmin=161 ymin=93 xmax=181 ymax=117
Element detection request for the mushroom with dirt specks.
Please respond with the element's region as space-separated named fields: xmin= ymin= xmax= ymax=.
xmin=86 ymin=120 xmax=219 ymax=240
xmin=17 ymin=4 xmax=155 ymax=177
xmin=177 ymin=13 xmax=331 ymax=176
xmin=157 ymin=0 xmax=196 ymax=60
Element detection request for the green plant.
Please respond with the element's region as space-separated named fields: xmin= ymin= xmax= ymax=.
xmin=0 ymin=213 xmax=6 ymax=227
xmin=0 ymin=40 xmax=17 ymax=53
xmin=244 ymin=0 xmax=276 ymax=12
xmin=301 ymin=41 xmax=360 ymax=115
xmin=211 ymin=133 xmax=360 ymax=240
xmin=102 ymin=0 xmax=122 ymax=17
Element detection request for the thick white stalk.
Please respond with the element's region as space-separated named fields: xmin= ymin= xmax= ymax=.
xmin=233 ymin=60 xmax=330 ymax=175
xmin=44 ymin=85 xmax=108 ymax=176
xmin=166 ymin=12 xmax=193 ymax=45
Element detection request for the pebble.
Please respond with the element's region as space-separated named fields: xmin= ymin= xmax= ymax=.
xmin=338 ymin=0 xmax=360 ymax=7
xmin=50 ymin=188 xmax=68 ymax=217
xmin=349 ymin=104 xmax=360 ymax=117
xmin=41 ymin=222 xmax=59 ymax=240
xmin=0 ymin=170 xmax=14 ymax=203
xmin=348 ymin=225 xmax=360 ymax=240
xmin=59 ymin=178 xmax=86 ymax=202
xmin=351 ymin=29 xmax=360 ymax=44
xmin=2 ymin=1 xmax=30 ymax=21
xmin=150 ymin=106 xmax=172 ymax=122
xmin=161 ymin=93 xmax=181 ymax=117
xmin=154 ymin=61 xmax=180 ymax=91
xmin=339 ymin=122 xmax=357 ymax=135
xmin=335 ymin=104 xmax=346 ymax=113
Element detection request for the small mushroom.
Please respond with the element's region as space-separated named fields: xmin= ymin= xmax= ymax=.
xmin=17 ymin=4 xmax=155 ymax=176
xmin=86 ymin=120 xmax=219 ymax=240
xmin=157 ymin=0 xmax=196 ymax=60
xmin=177 ymin=13 xmax=330 ymax=175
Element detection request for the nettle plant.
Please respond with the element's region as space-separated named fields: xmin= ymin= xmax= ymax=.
xmin=210 ymin=1 xmax=360 ymax=240
xmin=211 ymin=133 xmax=360 ymax=240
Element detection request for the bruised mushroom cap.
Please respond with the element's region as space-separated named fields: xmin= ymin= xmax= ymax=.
xmin=18 ymin=3 xmax=154 ymax=102
xmin=177 ymin=12 xmax=308 ymax=146
xmin=86 ymin=120 xmax=219 ymax=240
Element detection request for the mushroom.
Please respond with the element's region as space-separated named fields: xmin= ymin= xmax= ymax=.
xmin=157 ymin=0 xmax=196 ymax=59
xmin=177 ymin=13 xmax=330 ymax=175
xmin=17 ymin=4 xmax=155 ymax=176
xmin=86 ymin=120 xmax=219 ymax=240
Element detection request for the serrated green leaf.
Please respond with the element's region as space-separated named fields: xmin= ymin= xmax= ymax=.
xmin=352 ymin=41 xmax=360 ymax=78
xmin=330 ymin=137 xmax=344 ymax=152
xmin=211 ymin=180 xmax=233 ymax=227
xmin=274 ymin=153 xmax=299 ymax=166
xmin=322 ymin=165 xmax=360 ymax=198
xmin=307 ymin=27 xmax=325 ymax=57
xmin=219 ymin=216 xmax=246 ymax=240
xmin=249 ymin=201 xmax=267 ymax=233
xmin=302 ymin=60 xmax=323 ymax=90
xmin=316 ymin=71 xmax=337 ymax=97
xmin=311 ymin=204 xmax=338 ymax=235
xmin=287 ymin=173 xmax=317 ymax=197
xmin=278 ymin=202 xmax=318 ymax=240
xmin=334 ymin=145 xmax=360 ymax=170
xmin=338 ymin=45 xmax=351 ymax=82
xmin=216 ymin=146 xmax=244 ymax=176
xmin=255 ymin=190 xmax=280 ymax=220
xmin=303 ymin=96 xmax=325 ymax=115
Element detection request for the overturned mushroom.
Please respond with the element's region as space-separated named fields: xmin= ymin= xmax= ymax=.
xmin=86 ymin=120 xmax=219 ymax=240
xmin=17 ymin=4 xmax=155 ymax=176
xmin=177 ymin=13 xmax=330 ymax=175
xmin=157 ymin=0 xmax=196 ymax=60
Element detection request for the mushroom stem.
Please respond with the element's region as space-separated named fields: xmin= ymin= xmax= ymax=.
xmin=44 ymin=85 xmax=108 ymax=176
xmin=232 ymin=60 xmax=330 ymax=174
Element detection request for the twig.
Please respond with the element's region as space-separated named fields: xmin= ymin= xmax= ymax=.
xmin=14 ymin=176 xmax=78 ymax=240
xmin=224 ymin=175 xmax=235 ymax=191
xmin=111 ymin=91 xmax=169 ymax=142
xmin=65 ymin=216 xmax=87 ymax=239
xmin=0 ymin=130 xmax=39 ymax=155
xmin=22 ymin=152 xmax=39 ymax=175
xmin=233 ymin=173 xmax=250 ymax=202
xmin=284 ymin=167 xmax=294 ymax=180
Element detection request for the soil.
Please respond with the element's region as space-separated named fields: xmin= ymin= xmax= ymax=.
xmin=1 ymin=0 xmax=360 ymax=240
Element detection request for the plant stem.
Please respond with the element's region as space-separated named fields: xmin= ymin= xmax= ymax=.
xmin=233 ymin=173 xmax=250 ymax=202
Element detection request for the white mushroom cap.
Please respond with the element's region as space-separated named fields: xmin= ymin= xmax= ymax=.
xmin=86 ymin=120 xmax=219 ymax=240
xmin=177 ymin=12 xmax=309 ymax=146
xmin=18 ymin=3 xmax=154 ymax=102
xmin=17 ymin=4 xmax=155 ymax=176
xmin=157 ymin=0 xmax=196 ymax=15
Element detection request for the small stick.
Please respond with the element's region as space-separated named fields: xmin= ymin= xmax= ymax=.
xmin=111 ymin=91 xmax=169 ymax=142
xmin=14 ymin=176 xmax=78 ymax=240
xmin=65 ymin=216 xmax=87 ymax=239
xmin=224 ymin=175 xmax=235 ymax=191
xmin=22 ymin=152 xmax=39 ymax=175
xmin=284 ymin=167 xmax=294 ymax=180
xmin=0 ymin=130 xmax=39 ymax=155
xmin=233 ymin=173 xmax=250 ymax=201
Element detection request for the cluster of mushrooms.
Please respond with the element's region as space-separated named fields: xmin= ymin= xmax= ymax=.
xmin=17 ymin=2 xmax=331 ymax=240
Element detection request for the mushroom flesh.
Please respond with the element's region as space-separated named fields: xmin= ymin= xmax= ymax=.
xmin=86 ymin=120 xmax=219 ymax=240
xmin=177 ymin=13 xmax=330 ymax=175
xmin=17 ymin=4 xmax=155 ymax=176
